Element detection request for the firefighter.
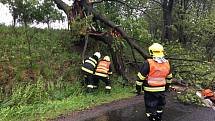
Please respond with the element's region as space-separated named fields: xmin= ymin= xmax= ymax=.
xmin=94 ymin=56 xmax=112 ymax=93
xmin=81 ymin=52 xmax=101 ymax=91
xmin=136 ymin=43 xmax=173 ymax=121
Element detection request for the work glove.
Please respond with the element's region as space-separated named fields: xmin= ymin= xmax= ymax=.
xmin=170 ymin=86 xmax=176 ymax=91
xmin=136 ymin=84 xmax=142 ymax=96
xmin=165 ymin=83 xmax=170 ymax=92
xmin=166 ymin=85 xmax=176 ymax=92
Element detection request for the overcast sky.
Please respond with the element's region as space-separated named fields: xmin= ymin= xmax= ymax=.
xmin=0 ymin=0 xmax=72 ymax=29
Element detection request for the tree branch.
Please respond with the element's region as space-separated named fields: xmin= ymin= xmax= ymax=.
xmin=82 ymin=0 xmax=149 ymax=59
xmin=53 ymin=0 xmax=71 ymax=15
xmin=93 ymin=0 xmax=148 ymax=15
xmin=166 ymin=57 xmax=212 ymax=64
xmin=150 ymin=0 xmax=162 ymax=6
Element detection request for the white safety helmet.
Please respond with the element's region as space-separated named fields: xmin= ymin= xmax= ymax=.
xmin=94 ymin=52 xmax=101 ymax=59
xmin=103 ymin=56 xmax=110 ymax=62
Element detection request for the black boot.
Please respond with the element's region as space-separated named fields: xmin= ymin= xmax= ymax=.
xmin=156 ymin=112 xmax=162 ymax=121
xmin=86 ymin=85 xmax=94 ymax=93
xmin=147 ymin=113 xmax=159 ymax=121
xmin=86 ymin=88 xmax=92 ymax=93
xmin=105 ymin=89 xmax=111 ymax=94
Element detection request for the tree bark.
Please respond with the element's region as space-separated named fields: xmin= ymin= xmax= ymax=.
xmin=53 ymin=0 xmax=150 ymax=81
xmin=82 ymin=35 xmax=89 ymax=60
xmin=161 ymin=0 xmax=174 ymax=42
xmin=54 ymin=0 xmax=149 ymax=58
xmin=82 ymin=0 xmax=149 ymax=58
xmin=53 ymin=0 xmax=70 ymax=15
xmin=89 ymin=33 xmax=127 ymax=79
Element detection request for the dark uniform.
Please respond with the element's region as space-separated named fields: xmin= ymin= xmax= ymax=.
xmin=94 ymin=59 xmax=112 ymax=93
xmin=136 ymin=59 xmax=173 ymax=121
xmin=81 ymin=55 xmax=99 ymax=87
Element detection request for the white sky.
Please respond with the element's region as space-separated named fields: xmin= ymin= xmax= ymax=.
xmin=0 ymin=0 xmax=72 ymax=29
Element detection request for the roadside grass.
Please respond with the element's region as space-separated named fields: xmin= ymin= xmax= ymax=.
xmin=0 ymin=25 xmax=135 ymax=121
xmin=0 ymin=83 xmax=134 ymax=121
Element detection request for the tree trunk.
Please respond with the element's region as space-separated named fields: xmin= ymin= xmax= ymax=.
xmin=82 ymin=35 xmax=89 ymax=60
xmin=53 ymin=0 xmax=150 ymax=81
xmin=177 ymin=0 xmax=187 ymax=45
xmin=205 ymin=39 xmax=215 ymax=62
xmin=47 ymin=20 xmax=50 ymax=29
xmin=89 ymin=33 xmax=127 ymax=78
xmin=162 ymin=0 xmax=174 ymax=42
xmin=12 ymin=16 xmax=16 ymax=27
xmin=54 ymin=0 xmax=149 ymax=58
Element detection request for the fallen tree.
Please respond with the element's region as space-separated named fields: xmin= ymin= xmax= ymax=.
xmin=53 ymin=0 xmax=150 ymax=82
xmin=53 ymin=0 xmax=213 ymax=83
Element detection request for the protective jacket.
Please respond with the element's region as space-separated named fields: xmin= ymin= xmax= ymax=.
xmin=146 ymin=59 xmax=170 ymax=86
xmin=81 ymin=55 xmax=98 ymax=74
xmin=95 ymin=60 xmax=112 ymax=77
xmin=136 ymin=59 xmax=172 ymax=92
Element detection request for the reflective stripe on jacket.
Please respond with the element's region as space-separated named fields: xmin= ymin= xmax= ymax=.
xmin=81 ymin=67 xmax=93 ymax=74
xmin=81 ymin=57 xmax=98 ymax=74
xmin=146 ymin=59 xmax=170 ymax=87
xmin=95 ymin=60 xmax=111 ymax=77
xmin=144 ymin=86 xmax=166 ymax=92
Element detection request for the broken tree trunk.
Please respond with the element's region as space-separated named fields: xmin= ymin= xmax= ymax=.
xmin=53 ymin=0 xmax=150 ymax=81
xmin=53 ymin=0 xmax=149 ymax=58
xmin=82 ymin=0 xmax=149 ymax=59
xmin=89 ymin=32 xmax=129 ymax=82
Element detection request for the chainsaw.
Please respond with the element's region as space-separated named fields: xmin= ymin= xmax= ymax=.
xmin=196 ymin=89 xmax=215 ymax=111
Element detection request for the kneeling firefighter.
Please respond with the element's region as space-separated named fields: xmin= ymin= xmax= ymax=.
xmin=81 ymin=52 xmax=101 ymax=90
xmin=94 ymin=56 xmax=112 ymax=93
xmin=136 ymin=43 xmax=173 ymax=121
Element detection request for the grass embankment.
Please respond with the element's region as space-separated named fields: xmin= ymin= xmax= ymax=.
xmin=0 ymin=25 xmax=135 ymax=121
xmin=0 ymin=84 xmax=134 ymax=121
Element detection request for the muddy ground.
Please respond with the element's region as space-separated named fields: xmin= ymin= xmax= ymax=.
xmin=51 ymin=92 xmax=215 ymax=121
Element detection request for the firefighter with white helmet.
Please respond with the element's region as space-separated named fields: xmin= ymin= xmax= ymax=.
xmin=136 ymin=43 xmax=173 ymax=121
xmin=94 ymin=56 xmax=112 ymax=93
xmin=81 ymin=52 xmax=101 ymax=91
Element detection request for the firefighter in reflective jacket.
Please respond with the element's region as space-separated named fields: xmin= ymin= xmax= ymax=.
xmin=136 ymin=43 xmax=173 ymax=121
xmin=81 ymin=52 xmax=101 ymax=89
xmin=94 ymin=56 xmax=112 ymax=93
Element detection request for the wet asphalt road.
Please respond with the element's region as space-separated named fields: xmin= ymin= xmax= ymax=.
xmin=53 ymin=92 xmax=215 ymax=121
xmin=86 ymin=100 xmax=215 ymax=121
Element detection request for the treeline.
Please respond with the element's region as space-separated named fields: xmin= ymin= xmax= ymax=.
xmin=1 ymin=0 xmax=65 ymax=28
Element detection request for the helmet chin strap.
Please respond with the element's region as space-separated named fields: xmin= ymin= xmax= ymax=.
xmin=153 ymin=57 xmax=167 ymax=63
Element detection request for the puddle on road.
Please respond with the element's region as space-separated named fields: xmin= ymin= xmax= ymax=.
xmin=85 ymin=103 xmax=187 ymax=121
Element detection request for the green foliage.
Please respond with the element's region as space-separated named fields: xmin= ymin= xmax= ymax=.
xmin=165 ymin=42 xmax=215 ymax=88
xmin=0 ymin=25 xmax=78 ymax=95
xmin=177 ymin=90 xmax=202 ymax=105
xmin=187 ymin=13 xmax=215 ymax=61
xmin=2 ymin=0 xmax=40 ymax=25
xmin=1 ymin=0 xmax=64 ymax=27
xmin=0 ymin=25 xmax=135 ymax=121
xmin=1 ymin=76 xmax=48 ymax=107
xmin=95 ymin=1 xmax=121 ymax=23
xmin=0 ymin=83 xmax=133 ymax=121
xmin=36 ymin=0 xmax=65 ymax=28
xmin=120 ymin=17 xmax=151 ymax=42
xmin=1 ymin=0 xmax=215 ymax=119
xmin=69 ymin=15 xmax=93 ymax=37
